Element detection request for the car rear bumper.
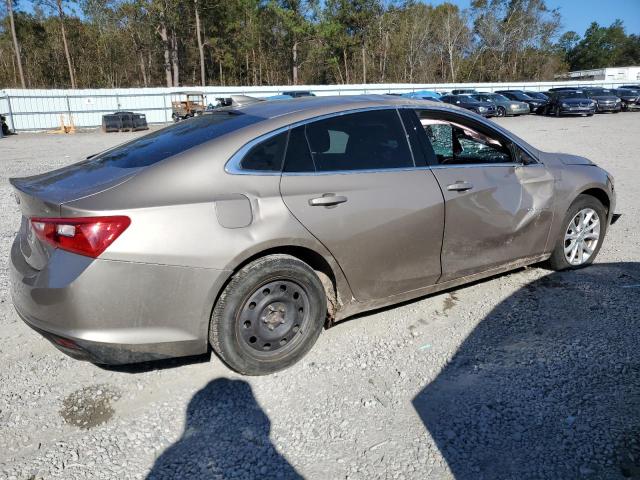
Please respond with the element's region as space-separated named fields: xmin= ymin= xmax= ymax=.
xmin=10 ymin=238 xmax=230 ymax=364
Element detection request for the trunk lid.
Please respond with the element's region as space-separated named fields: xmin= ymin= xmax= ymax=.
xmin=10 ymin=161 xmax=138 ymax=270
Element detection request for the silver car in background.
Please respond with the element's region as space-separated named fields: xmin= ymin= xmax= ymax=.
xmin=10 ymin=96 xmax=617 ymax=375
xmin=471 ymin=93 xmax=530 ymax=117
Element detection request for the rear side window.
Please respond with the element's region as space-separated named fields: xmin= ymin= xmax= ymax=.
xmin=283 ymin=109 xmax=413 ymax=172
xmin=90 ymin=112 xmax=264 ymax=169
xmin=240 ymin=131 xmax=287 ymax=171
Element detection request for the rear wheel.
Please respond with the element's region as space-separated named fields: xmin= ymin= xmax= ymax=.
xmin=546 ymin=195 xmax=607 ymax=271
xmin=554 ymin=106 xmax=561 ymax=117
xmin=210 ymin=254 xmax=327 ymax=375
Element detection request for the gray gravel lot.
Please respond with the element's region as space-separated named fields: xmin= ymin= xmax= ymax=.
xmin=1 ymin=113 xmax=639 ymax=480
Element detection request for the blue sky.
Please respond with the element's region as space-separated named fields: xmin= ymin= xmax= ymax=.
xmin=429 ymin=0 xmax=640 ymax=36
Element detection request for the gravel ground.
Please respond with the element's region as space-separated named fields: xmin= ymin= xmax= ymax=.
xmin=0 ymin=113 xmax=639 ymax=480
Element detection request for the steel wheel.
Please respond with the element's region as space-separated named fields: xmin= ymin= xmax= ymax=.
xmin=563 ymin=208 xmax=601 ymax=266
xmin=236 ymin=278 xmax=312 ymax=358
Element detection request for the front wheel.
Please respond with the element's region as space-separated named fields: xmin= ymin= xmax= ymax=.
xmin=497 ymin=106 xmax=506 ymax=117
xmin=546 ymin=195 xmax=607 ymax=271
xmin=210 ymin=254 xmax=327 ymax=375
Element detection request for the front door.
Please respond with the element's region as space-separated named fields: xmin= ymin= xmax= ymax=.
xmin=411 ymin=110 xmax=554 ymax=282
xmin=279 ymin=109 xmax=445 ymax=301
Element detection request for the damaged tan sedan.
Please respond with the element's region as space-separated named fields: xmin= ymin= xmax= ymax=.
xmin=10 ymin=96 xmax=617 ymax=375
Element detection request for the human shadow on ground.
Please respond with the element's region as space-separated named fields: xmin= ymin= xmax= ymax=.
xmin=413 ymin=262 xmax=640 ymax=479
xmin=147 ymin=377 xmax=302 ymax=480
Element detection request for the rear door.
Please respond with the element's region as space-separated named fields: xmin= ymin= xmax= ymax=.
xmin=279 ymin=108 xmax=444 ymax=302
xmin=409 ymin=109 xmax=554 ymax=282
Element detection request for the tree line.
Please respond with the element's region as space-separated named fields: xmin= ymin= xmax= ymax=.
xmin=1 ymin=0 xmax=638 ymax=90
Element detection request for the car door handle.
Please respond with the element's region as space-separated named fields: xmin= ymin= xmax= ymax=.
xmin=447 ymin=181 xmax=474 ymax=192
xmin=308 ymin=194 xmax=348 ymax=207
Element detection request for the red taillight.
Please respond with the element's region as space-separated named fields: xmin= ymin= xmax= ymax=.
xmin=30 ymin=216 xmax=131 ymax=258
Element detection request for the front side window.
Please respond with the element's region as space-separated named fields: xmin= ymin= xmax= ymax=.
xmin=419 ymin=116 xmax=512 ymax=165
xmin=283 ymin=109 xmax=413 ymax=172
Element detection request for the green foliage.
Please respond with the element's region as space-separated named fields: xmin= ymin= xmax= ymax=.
xmin=566 ymin=20 xmax=640 ymax=70
xmin=0 ymin=0 xmax=635 ymax=88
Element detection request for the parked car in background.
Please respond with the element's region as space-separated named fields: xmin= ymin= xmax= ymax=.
xmin=282 ymin=91 xmax=316 ymax=98
xmin=440 ymin=94 xmax=497 ymax=117
xmin=495 ymin=90 xmax=546 ymax=113
xmin=470 ymin=92 xmax=529 ymax=117
xmin=401 ymin=90 xmax=443 ymax=102
xmin=547 ymin=87 xmax=581 ymax=93
xmin=614 ymin=88 xmax=640 ymax=111
xmin=544 ymin=91 xmax=596 ymax=116
xmin=451 ymin=89 xmax=478 ymax=95
xmin=266 ymin=94 xmax=294 ymax=101
xmin=9 ymin=95 xmax=617 ymax=375
xmin=581 ymin=88 xmax=621 ymax=113
xmin=619 ymin=84 xmax=640 ymax=90
xmin=522 ymin=91 xmax=549 ymax=101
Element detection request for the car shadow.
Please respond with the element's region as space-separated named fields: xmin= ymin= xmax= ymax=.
xmin=413 ymin=262 xmax=640 ymax=479
xmin=97 ymin=352 xmax=212 ymax=374
xmin=146 ymin=377 xmax=302 ymax=479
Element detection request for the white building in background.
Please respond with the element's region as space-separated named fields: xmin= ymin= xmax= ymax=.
xmin=557 ymin=66 xmax=640 ymax=82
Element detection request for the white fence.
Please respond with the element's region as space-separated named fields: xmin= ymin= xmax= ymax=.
xmin=0 ymin=80 xmax=632 ymax=132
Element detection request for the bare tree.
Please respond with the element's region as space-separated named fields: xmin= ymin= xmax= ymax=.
xmin=433 ymin=4 xmax=470 ymax=82
xmin=157 ymin=22 xmax=173 ymax=87
xmin=194 ymin=0 xmax=205 ymax=86
xmin=6 ymin=0 xmax=26 ymax=88
xmin=55 ymin=0 xmax=77 ymax=88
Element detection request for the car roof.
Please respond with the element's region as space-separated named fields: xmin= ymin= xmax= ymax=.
xmin=229 ymin=95 xmax=447 ymax=120
xmin=201 ymin=95 xmax=467 ymax=148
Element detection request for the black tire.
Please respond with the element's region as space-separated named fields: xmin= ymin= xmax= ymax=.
xmin=546 ymin=194 xmax=607 ymax=271
xmin=554 ymin=106 xmax=561 ymax=117
xmin=210 ymin=254 xmax=327 ymax=375
xmin=1 ymin=122 xmax=9 ymax=136
xmin=497 ymin=106 xmax=506 ymax=117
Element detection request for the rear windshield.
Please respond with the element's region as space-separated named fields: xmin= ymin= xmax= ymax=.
xmin=89 ymin=111 xmax=264 ymax=169
xmin=509 ymin=92 xmax=533 ymax=100
xmin=558 ymin=92 xmax=587 ymax=99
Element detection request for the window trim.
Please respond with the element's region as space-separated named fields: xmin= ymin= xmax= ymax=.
xmin=225 ymin=106 xmax=416 ymax=175
xmin=224 ymin=104 xmax=540 ymax=176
